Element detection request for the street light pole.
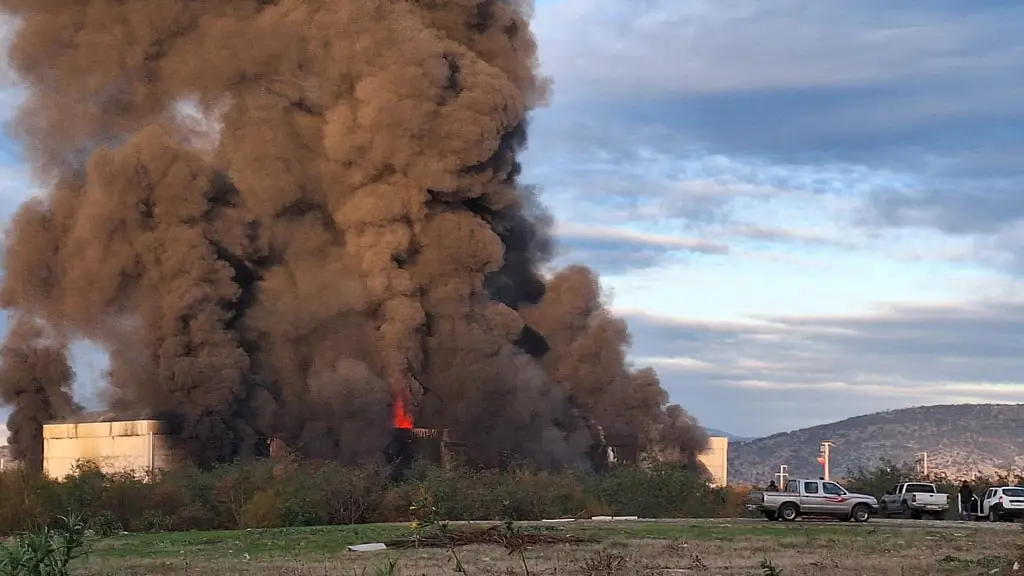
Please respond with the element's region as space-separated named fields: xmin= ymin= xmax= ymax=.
xmin=818 ymin=441 xmax=835 ymax=481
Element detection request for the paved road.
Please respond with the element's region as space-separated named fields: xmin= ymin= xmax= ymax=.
xmin=619 ymin=516 xmax=1020 ymax=530
xmin=450 ymin=516 xmax=1021 ymax=531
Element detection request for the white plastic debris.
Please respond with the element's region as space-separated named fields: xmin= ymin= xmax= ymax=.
xmin=591 ymin=516 xmax=613 ymax=521
xmin=348 ymin=543 xmax=387 ymax=552
xmin=612 ymin=516 xmax=638 ymax=521
xmin=541 ymin=518 xmax=576 ymax=523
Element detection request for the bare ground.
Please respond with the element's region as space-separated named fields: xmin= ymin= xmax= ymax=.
xmin=77 ymin=520 xmax=1024 ymax=575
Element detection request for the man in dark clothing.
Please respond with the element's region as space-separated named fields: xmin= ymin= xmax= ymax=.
xmin=959 ymin=480 xmax=975 ymax=520
xmin=767 ymin=480 xmax=778 ymax=492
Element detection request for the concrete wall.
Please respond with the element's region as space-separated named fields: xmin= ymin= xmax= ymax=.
xmin=42 ymin=420 xmax=177 ymax=480
xmin=0 ymin=444 xmax=16 ymax=472
xmin=697 ymin=436 xmax=728 ymax=487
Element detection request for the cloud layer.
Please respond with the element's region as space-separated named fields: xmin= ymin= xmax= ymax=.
xmin=622 ymin=300 xmax=1024 ymax=437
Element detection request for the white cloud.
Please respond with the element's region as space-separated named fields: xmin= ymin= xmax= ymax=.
xmin=620 ymin=297 xmax=1024 ymax=435
xmin=555 ymin=222 xmax=728 ymax=253
xmin=534 ymin=0 xmax=1023 ymax=98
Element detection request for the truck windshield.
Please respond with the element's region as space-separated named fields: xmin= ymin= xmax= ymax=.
xmin=1002 ymin=488 xmax=1024 ymax=498
xmin=905 ymin=483 xmax=936 ymax=493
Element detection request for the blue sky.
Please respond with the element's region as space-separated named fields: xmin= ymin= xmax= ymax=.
xmin=521 ymin=0 xmax=1024 ymax=436
xmin=2 ymin=1 xmax=1024 ymax=442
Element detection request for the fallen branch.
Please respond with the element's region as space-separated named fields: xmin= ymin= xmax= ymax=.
xmin=384 ymin=525 xmax=595 ymax=549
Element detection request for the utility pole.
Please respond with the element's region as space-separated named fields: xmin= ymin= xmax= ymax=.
xmin=915 ymin=452 xmax=929 ymax=477
xmin=818 ymin=441 xmax=835 ymax=481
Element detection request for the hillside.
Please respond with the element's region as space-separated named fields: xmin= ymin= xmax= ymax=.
xmin=728 ymin=404 xmax=1024 ymax=484
xmin=703 ymin=427 xmax=754 ymax=442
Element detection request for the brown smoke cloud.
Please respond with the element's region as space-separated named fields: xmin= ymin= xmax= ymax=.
xmin=0 ymin=314 xmax=78 ymax=471
xmin=0 ymin=0 xmax=707 ymax=469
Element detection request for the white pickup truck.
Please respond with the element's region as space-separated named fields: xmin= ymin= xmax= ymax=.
xmin=879 ymin=482 xmax=949 ymax=520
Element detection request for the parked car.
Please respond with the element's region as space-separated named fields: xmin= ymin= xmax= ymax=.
xmin=879 ymin=482 xmax=949 ymax=520
xmin=746 ymin=478 xmax=879 ymax=522
xmin=977 ymin=486 xmax=1024 ymax=522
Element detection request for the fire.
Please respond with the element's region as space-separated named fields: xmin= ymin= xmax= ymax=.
xmin=392 ymin=393 xmax=414 ymax=429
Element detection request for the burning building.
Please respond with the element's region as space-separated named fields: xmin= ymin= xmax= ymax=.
xmin=384 ymin=394 xmax=466 ymax=478
xmin=0 ymin=0 xmax=710 ymax=472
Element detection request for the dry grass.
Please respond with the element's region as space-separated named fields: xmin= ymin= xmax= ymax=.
xmin=75 ymin=521 xmax=1024 ymax=575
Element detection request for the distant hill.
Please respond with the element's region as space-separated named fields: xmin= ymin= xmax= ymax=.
xmin=703 ymin=427 xmax=755 ymax=442
xmin=728 ymin=404 xmax=1024 ymax=484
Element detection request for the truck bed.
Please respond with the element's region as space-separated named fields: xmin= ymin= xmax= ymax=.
xmin=908 ymin=492 xmax=948 ymax=508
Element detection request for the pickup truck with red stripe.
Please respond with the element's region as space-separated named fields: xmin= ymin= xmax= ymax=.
xmin=746 ymin=478 xmax=879 ymax=522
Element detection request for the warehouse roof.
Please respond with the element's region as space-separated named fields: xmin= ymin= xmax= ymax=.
xmin=48 ymin=410 xmax=159 ymax=425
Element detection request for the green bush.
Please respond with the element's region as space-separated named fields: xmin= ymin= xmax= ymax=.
xmin=582 ymin=463 xmax=723 ymax=518
xmin=0 ymin=458 xmax=738 ymax=534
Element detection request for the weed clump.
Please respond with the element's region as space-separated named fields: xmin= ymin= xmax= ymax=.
xmin=0 ymin=511 xmax=87 ymax=576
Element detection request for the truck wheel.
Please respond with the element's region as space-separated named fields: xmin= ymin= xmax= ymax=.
xmin=779 ymin=503 xmax=799 ymax=522
xmin=851 ymin=504 xmax=870 ymax=523
xmin=901 ymin=503 xmax=912 ymax=519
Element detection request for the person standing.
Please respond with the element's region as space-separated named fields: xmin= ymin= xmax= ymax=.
xmin=958 ymin=480 xmax=975 ymax=520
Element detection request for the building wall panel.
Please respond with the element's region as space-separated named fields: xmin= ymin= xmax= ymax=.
xmin=697 ymin=436 xmax=728 ymax=487
xmin=42 ymin=419 xmax=174 ymax=480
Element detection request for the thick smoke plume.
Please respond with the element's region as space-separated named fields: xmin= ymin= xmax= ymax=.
xmin=0 ymin=0 xmax=707 ymax=470
xmin=0 ymin=315 xmax=78 ymax=471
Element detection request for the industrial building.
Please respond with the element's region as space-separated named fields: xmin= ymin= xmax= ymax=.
xmin=651 ymin=435 xmax=729 ymax=487
xmin=42 ymin=415 xmax=177 ymax=480
xmin=697 ymin=436 xmax=728 ymax=487
xmin=37 ymin=412 xmax=729 ymax=487
xmin=0 ymin=444 xmax=15 ymax=472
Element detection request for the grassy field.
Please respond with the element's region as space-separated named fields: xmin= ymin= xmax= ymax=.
xmin=75 ymin=520 xmax=1024 ymax=575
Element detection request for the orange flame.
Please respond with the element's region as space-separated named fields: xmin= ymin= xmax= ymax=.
xmin=392 ymin=393 xmax=414 ymax=429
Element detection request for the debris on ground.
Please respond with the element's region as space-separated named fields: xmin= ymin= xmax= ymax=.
xmin=348 ymin=543 xmax=388 ymax=552
xmin=384 ymin=526 xmax=595 ymax=549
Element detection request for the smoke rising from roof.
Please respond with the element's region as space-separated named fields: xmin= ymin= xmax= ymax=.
xmin=0 ymin=0 xmax=707 ymax=470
